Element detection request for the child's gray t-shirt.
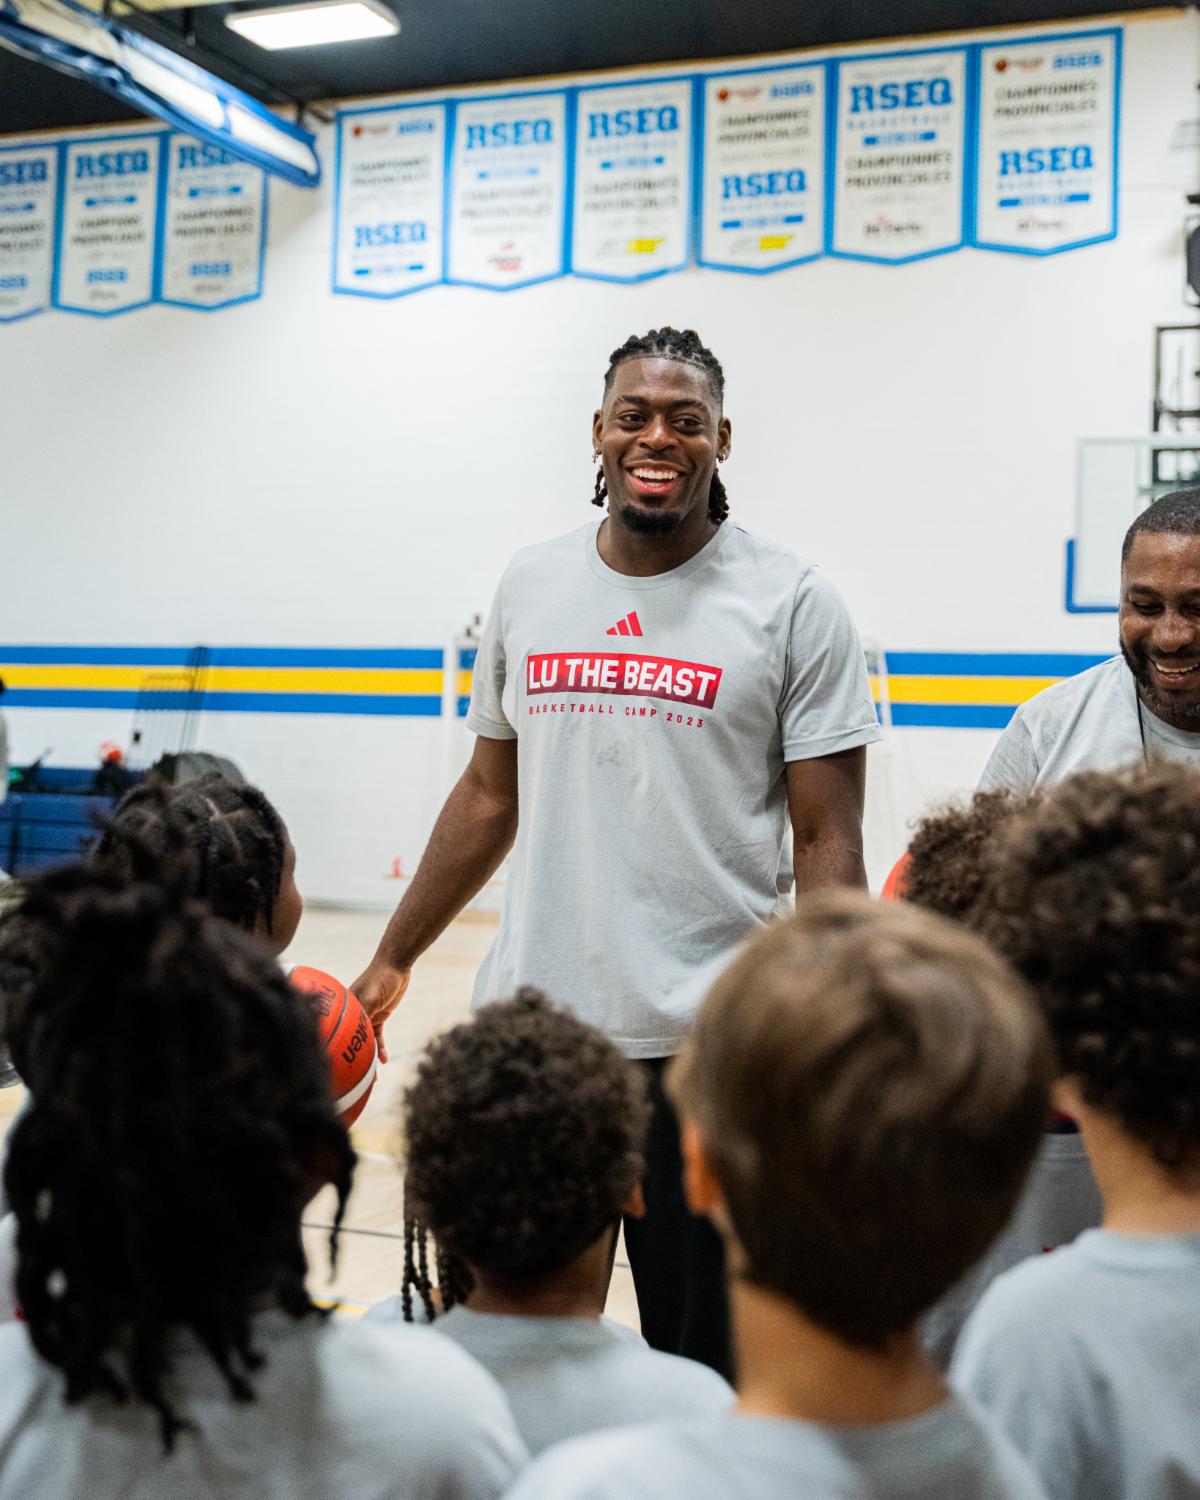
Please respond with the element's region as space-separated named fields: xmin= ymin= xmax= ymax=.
xmin=924 ymin=1130 xmax=1100 ymax=1367
xmin=364 ymin=1299 xmax=733 ymax=1454
xmin=505 ymin=1396 xmax=1047 ymax=1499
xmin=466 ymin=520 xmax=879 ymax=1056
xmin=952 ymin=1229 xmax=1200 ymax=1500
xmin=0 ymin=1309 xmax=527 ymax=1499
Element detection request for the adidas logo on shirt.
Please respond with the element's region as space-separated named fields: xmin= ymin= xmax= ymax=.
xmin=606 ymin=611 xmax=643 ymax=638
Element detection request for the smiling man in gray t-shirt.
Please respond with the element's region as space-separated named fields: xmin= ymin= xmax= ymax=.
xmin=982 ymin=488 xmax=1200 ymax=793
xmin=354 ymin=328 xmax=879 ymax=1373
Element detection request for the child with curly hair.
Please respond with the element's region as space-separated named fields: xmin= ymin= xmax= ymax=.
xmin=901 ymin=788 xmax=1101 ymax=1366
xmin=955 ymin=763 xmax=1200 ymax=1499
xmin=366 ymin=989 xmax=732 ymax=1454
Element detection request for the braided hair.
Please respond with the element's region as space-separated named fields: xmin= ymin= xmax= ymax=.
xmin=401 ymin=1207 xmax=474 ymax=1324
xmin=593 ymin=327 xmax=729 ymax=525
xmin=400 ymin=988 xmax=650 ymax=1321
xmin=95 ymin=775 xmax=287 ymax=937
xmin=0 ymin=829 xmax=355 ymax=1449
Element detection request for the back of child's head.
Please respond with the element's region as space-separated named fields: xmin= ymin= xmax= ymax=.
xmin=94 ymin=775 xmax=296 ymax=946
xmin=401 ymin=988 xmax=650 ymax=1319
xmin=671 ymin=891 xmax=1052 ymax=1348
xmin=973 ymin=763 xmax=1200 ymax=1171
xmin=903 ymin=788 xmax=1027 ymax=922
xmin=0 ymin=828 xmax=354 ymax=1445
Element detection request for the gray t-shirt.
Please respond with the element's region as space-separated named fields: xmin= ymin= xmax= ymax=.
xmin=953 ymin=1229 xmax=1200 ymax=1500
xmin=466 ymin=521 xmax=880 ymax=1055
xmin=505 ymin=1396 xmax=1047 ymax=1499
xmin=924 ymin=1130 xmax=1100 ymax=1367
xmin=364 ymin=1300 xmax=732 ymax=1454
xmin=0 ymin=1309 xmax=527 ymax=1499
xmin=979 ymin=656 xmax=1200 ymax=794
xmin=0 ymin=1214 xmax=15 ymax=1322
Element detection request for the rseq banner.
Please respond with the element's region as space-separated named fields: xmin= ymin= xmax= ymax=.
xmin=973 ymin=28 xmax=1120 ymax=255
xmin=831 ymin=46 xmax=969 ymax=263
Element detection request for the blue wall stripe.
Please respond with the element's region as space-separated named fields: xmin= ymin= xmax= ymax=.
xmin=454 ymin=648 xmax=1110 ymax=678
xmin=208 ymin=647 xmax=444 ymax=669
xmin=882 ymin=652 xmax=1110 ymax=677
xmin=5 ymin=689 xmax=190 ymax=710
xmin=4 ymin=689 xmax=442 ymax=716
xmin=201 ymin=692 xmax=442 ymax=716
xmin=0 ymin=646 xmax=198 ymax=666
xmin=2 ymin=646 xmax=1110 ymax=677
xmin=890 ymin=703 xmax=1021 ymax=730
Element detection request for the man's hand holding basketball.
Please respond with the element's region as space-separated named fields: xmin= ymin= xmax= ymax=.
xmin=355 ymin=736 xmax=519 ymax=1067
xmin=351 ymin=962 xmax=411 ymax=1064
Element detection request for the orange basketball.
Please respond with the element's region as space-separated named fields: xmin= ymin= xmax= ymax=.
xmin=286 ymin=965 xmax=378 ymax=1127
xmin=880 ymin=851 xmax=911 ymax=902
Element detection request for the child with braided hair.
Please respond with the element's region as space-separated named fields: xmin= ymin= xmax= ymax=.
xmin=0 ymin=775 xmax=303 ymax=1249
xmin=94 ymin=773 xmax=303 ymax=954
xmin=365 ymin=989 xmax=732 ymax=1454
xmin=955 ymin=763 xmax=1200 ymax=1499
xmin=0 ymin=838 xmax=526 ymax=1498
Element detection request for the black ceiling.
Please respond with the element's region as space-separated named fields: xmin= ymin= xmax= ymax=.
xmin=0 ymin=1 xmax=1182 ymax=136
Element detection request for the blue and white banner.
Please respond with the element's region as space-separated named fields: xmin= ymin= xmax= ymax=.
xmin=973 ymin=30 xmax=1120 ymax=255
xmin=54 ymin=132 xmax=161 ymax=315
xmin=699 ymin=63 xmax=826 ymax=272
xmin=571 ymin=77 xmax=693 ymax=281
xmin=0 ymin=142 xmax=56 ymax=321
xmin=333 ymin=103 xmax=447 ymax=298
xmin=832 ymin=47 xmax=968 ymax=263
xmin=447 ymin=90 xmax=569 ymax=289
xmin=160 ymin=136 xmax=266 ymax=310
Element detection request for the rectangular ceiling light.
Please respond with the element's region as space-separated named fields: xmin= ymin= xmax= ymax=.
xmin=225 ymin=0 xmax=398 ymax=48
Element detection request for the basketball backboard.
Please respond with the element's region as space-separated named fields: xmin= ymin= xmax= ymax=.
xmin=1068 ymin=435 xmax=1200 ymax=611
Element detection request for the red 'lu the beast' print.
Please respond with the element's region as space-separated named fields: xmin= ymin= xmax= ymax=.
xmin=526 ymin=652 xmax=723 ymax=711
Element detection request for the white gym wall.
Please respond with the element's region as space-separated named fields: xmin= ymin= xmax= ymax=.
xmin=1 ymin=10 xmax=1197 ymax=901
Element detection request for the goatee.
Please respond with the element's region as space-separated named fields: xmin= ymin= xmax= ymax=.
xmin=1120 ymin=639 xmax=1200 ymax=726
xmin=613 ymin=501 xmax=683 ymax=537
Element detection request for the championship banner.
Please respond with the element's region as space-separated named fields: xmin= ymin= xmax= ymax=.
xmin=571 ymin=76 xmax=693 ymax=281
xmin=973 ymin=29 xmax=1120 ymax=255
xmin=832 ymin=47 xmax=968 ymax=263
xmin=160 ymin=135 xmax=266 ymax=310
xmin=333 ymin=102 xmax=447 ymax=298
xmin=54 ymin=131 xmax=161 ymax=315
xmin=699 ymin=62 xmax=826 ymax=273
xmin=446 ymin=89 xmax=569 ymax=290
xmin=0 ymin=141 xmax=56 ymax=321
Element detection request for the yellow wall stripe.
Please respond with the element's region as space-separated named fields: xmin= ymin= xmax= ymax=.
xmin=871 ymin=674 xmax=1060 ymax=707
xmin=0 ymin=665 xmax=443 ymax=695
